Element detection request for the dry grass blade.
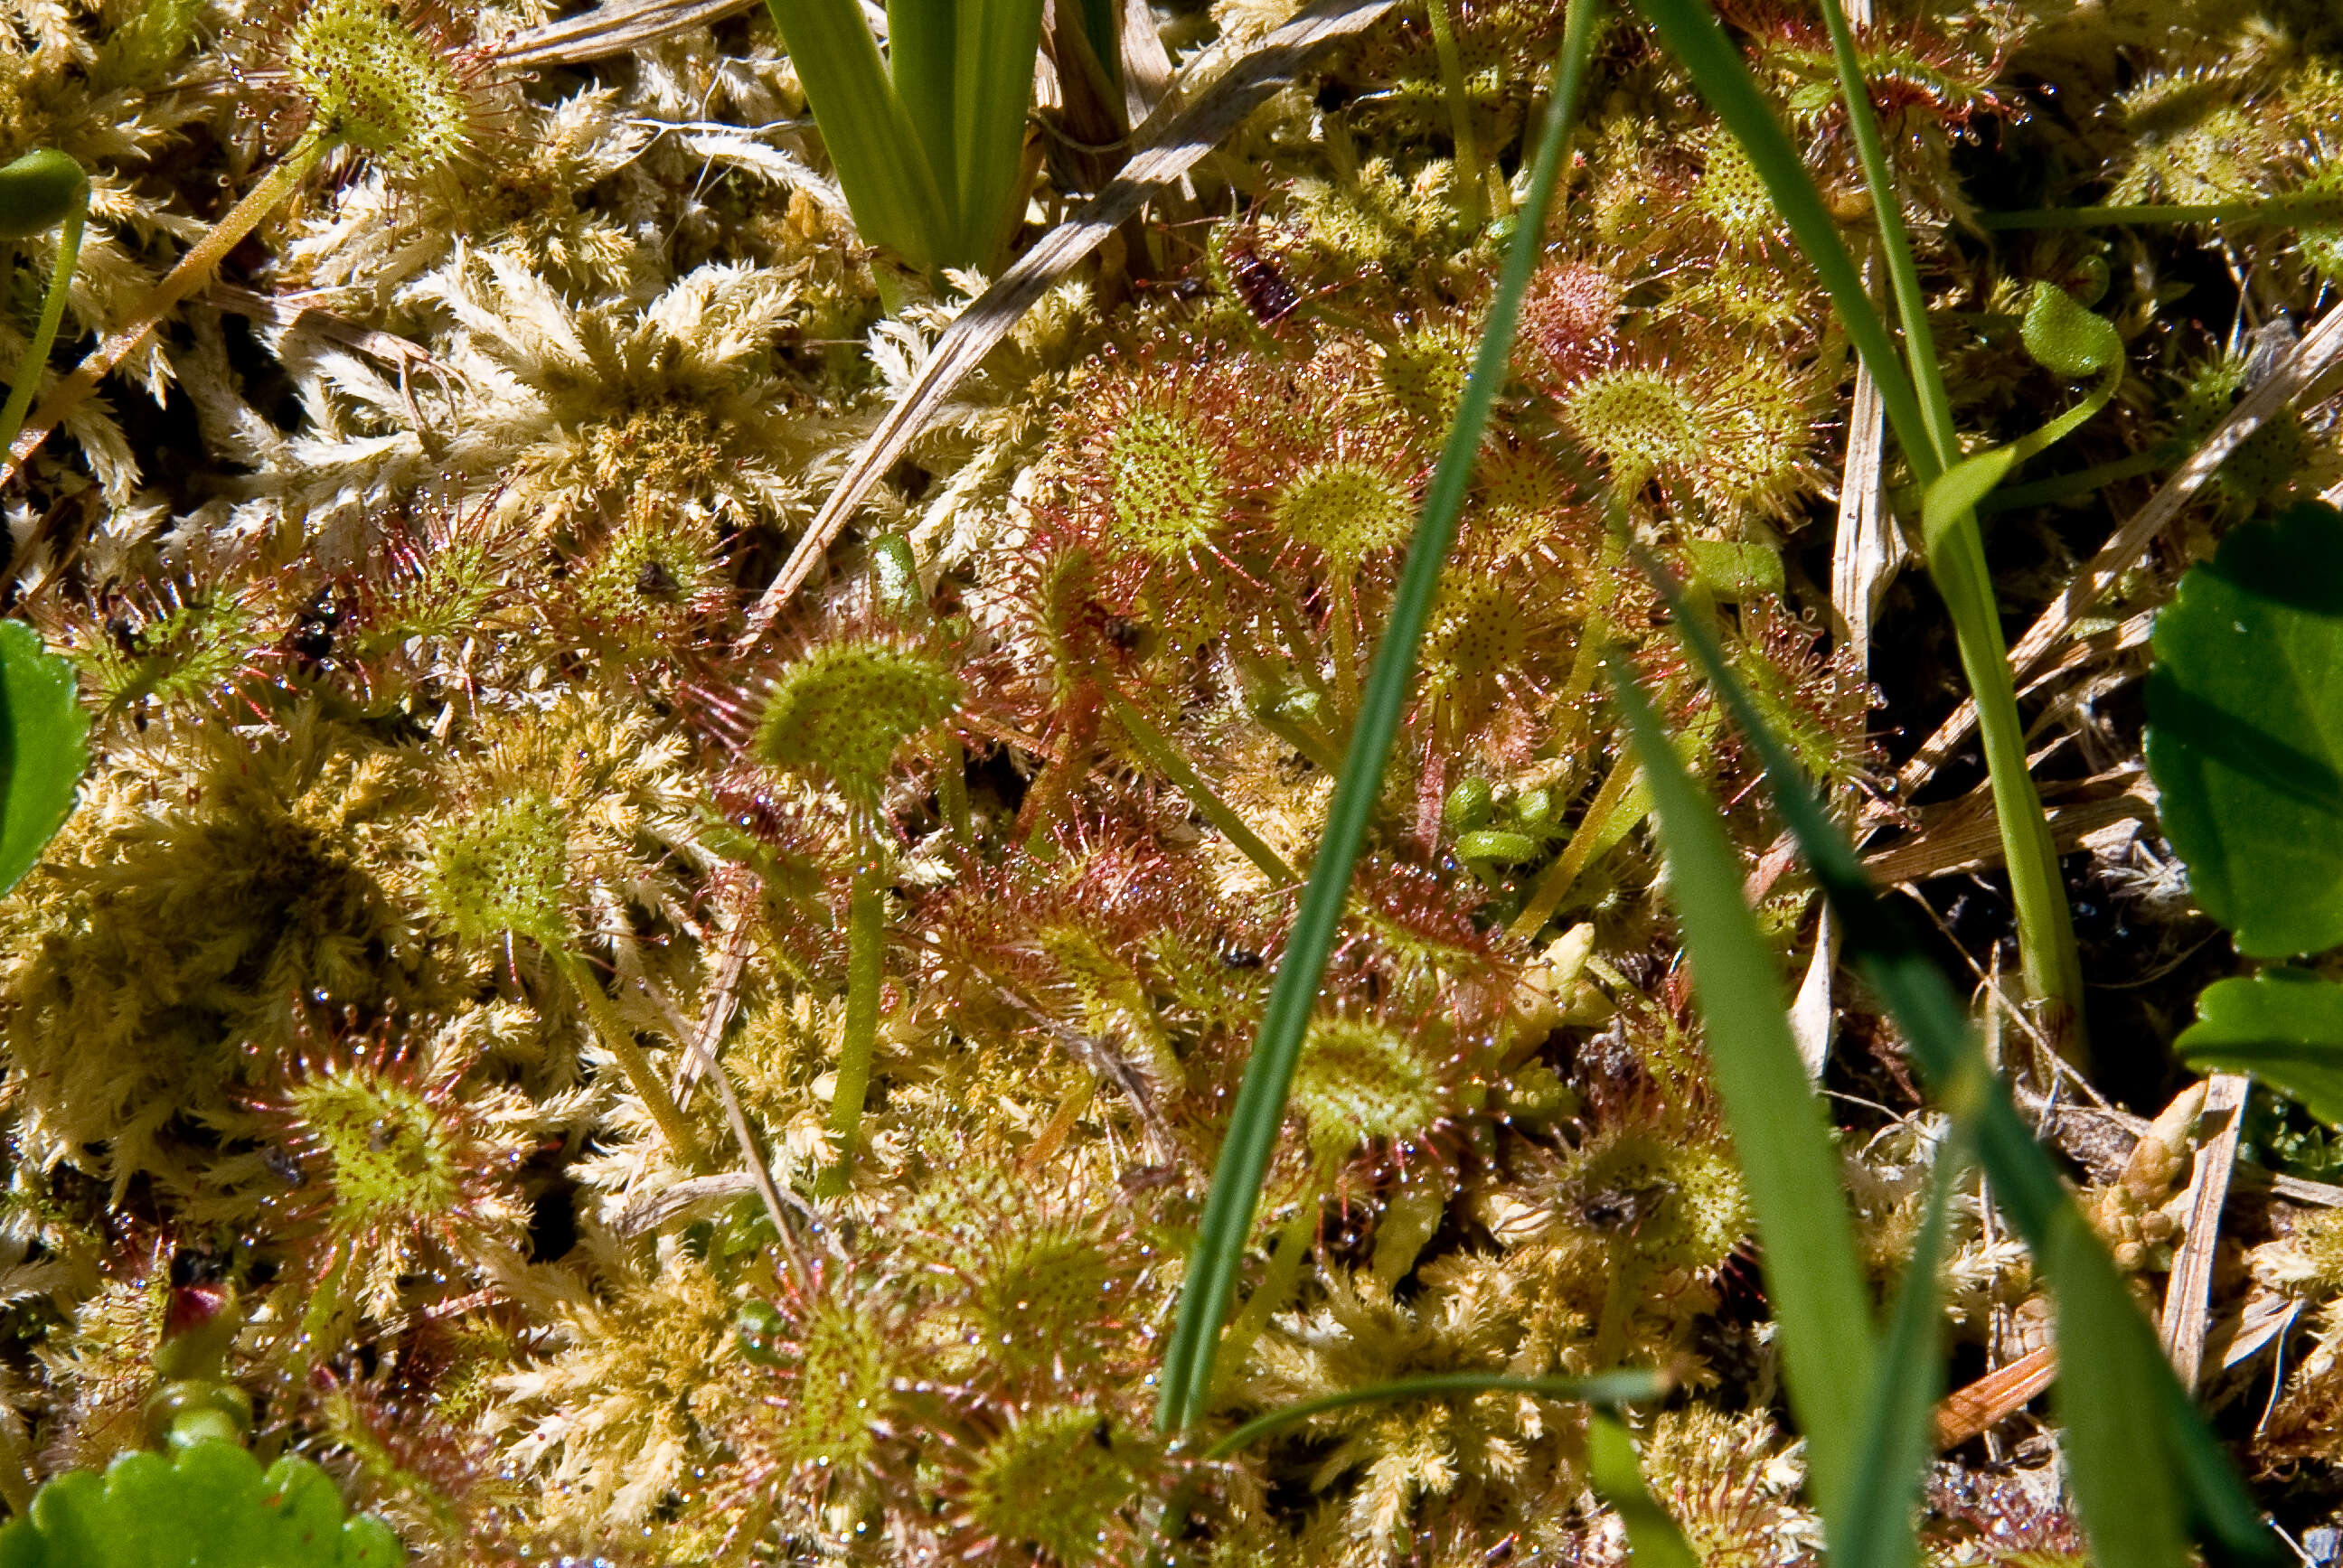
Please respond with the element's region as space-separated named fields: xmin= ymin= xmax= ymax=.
xmin=736 ymin=0 xmax=1397 ymax=646
xmin=1934 ymin=1345 xmax=2057 ymax=1449
xmin=1896 ymin=304 xmax=2343 ymax=799
xmin=2160 ymin=1072 xmax=2249 ymax=1393
xmin=1830 ymin=255 xmax=1899 ymax=674
xmin=491 ymin=0 xmax=763 ymax=68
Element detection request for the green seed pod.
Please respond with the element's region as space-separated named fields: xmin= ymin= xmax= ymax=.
xmin=0 ymin=149 xmax=88 ymax=240
xmin=733 ymin=1300 xmax=786 ymax=1366
xmin=1443 ymin=775 xmax=1494 ymax=836
xmin=1454 ymin=828 xmax=1542 ymax=864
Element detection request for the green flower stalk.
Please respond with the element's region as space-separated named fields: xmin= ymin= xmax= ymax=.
xmin=725 ymin=634 xmax=962 ymax=1191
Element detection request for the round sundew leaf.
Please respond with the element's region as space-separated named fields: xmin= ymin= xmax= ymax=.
xmin=2146 ymin=502 xmax=2343 ymax=956
xmin=0 ymin=618 xmax=90 ymax=900
xmin=0 ymin=1441 xmax=402 ymax=1568
xmin=2178 ymin=970 xmax=2343 ymax=1129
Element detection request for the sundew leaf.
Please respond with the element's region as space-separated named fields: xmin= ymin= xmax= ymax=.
xmin=0 ymin=618 xmax=89 ymax=899
xmin=2179 ymin=970 xmax=2343 ymax=1126
xmin=2147 ymin=501 xmax=2343 ymax=957
xmin=0 ymin=1442 xmax=401 ymax=1568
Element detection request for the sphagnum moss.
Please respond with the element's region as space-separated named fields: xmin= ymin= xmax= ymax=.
xmin=0 ymin=0 xmax=2338 ymax=1562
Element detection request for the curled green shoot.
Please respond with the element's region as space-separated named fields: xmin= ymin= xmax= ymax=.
xmin=0 ymin=150 xmax=87 ymax=468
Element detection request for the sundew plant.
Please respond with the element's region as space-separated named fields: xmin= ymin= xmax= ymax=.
xmin=0 ymin=0 xmax=2341 ymax=1562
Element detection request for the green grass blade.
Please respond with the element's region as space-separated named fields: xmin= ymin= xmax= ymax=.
xmin=760 ymin=0 xmax=952 ymax=271
xmin=1640 ymin=0 xmax=2086 ymax=1051
xmin=1607 ymin=661 xmax=1877 ymax=1518
xmin=1202 ymin=1370 xmax=1667 ymax=1460
xmin=1153 ymin=0 xmax=1603 ymax=1437
xmin=888 ymin=0 xmax=961 ymax=234
xmin=1829 ymin=1141 xmax=1959 ymax=1568
xmin=1642 ymin=559 xmax=2278 ymax=1568
xmin=1589 ymin=1413 xmax=1700 ymax=1568
xmin=951 ymin=0 xmax=1047 ymax=269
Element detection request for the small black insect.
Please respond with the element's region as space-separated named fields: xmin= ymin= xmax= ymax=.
xmin=1100 ymin=614 xmax=1144 ymax=652
xmin=287 ymin=588 xmax=342 ymax=665
xmin=1574 ymin=1181 xmax=1670 ymax=1236
xmin=1219 ymin=945 xmax=1264 ymax=970
xmin=635 ymin=559 xmax=681 ymax=601
xmin=1226 ymin=233 xmax=1301 ymax=326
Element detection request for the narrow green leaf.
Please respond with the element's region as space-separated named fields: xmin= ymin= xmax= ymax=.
xmin=1829 ymin=1144 xmax=1959 ymax=1568
xmin=2146 ymin=502 xmax=2343 ymax=958
xmin=1589 ymin=1413 xmax=1700 ymax=1568
xmin=0 ymin=620 xmax=87 ymax=899
xmin=888 ymin=0 xmax=961 ymax=232
xmin=1153 ymin=0 xmax=1603 ymax=1436
xmin=951 ymin=0 xmax=1047 ymax=268
xmin=1202 ymin=1370 xmax=1667 ymax=1460
xmin=1609 ymin=661 xmax=1876 ymax=1518
xmin=760 ymin=0 xmax=952 ymax=271
xmin=1642 ymin=559 xmax=2278 ymax=1568
xmin=2178 ymin=971 xmax=2343 ymax=1126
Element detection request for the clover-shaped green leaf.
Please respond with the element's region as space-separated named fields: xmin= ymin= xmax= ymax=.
xmin=2146 ymin=502 xmax=2343 ymax=957
xmin=2178 ymin=969 xmax=2343 ymax=1129
xmin=0 ymin=1443 xmax=400 ymax=1568
xmin=0 ymin=618 xmax=89 ymax=899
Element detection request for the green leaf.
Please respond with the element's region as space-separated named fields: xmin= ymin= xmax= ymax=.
xmin=0 ymin=1442 xmax=401 ymax=1568
xmin=1153 ymin=0 xmax=1603 ymax=1437
xmin=2020 ymin=278 xmax=2124 ymax=378
xmin=2147 ymin=502 xmax=2343 ymax=957
xmin=0 ymin=619 xmax=88 ymax=899
xmin=951 ymin=0 xmax=1047 ymax=268
xmin=2178 ymin=970 xmax=2343 ymax=1126
xmin=1609 ymin=660 xmax=1877 ymax=1519
xmin=1588 ymin=1413 xmax=1699 ymax=1568
xmin=758 ymin=0 xmax=952 ymax=271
